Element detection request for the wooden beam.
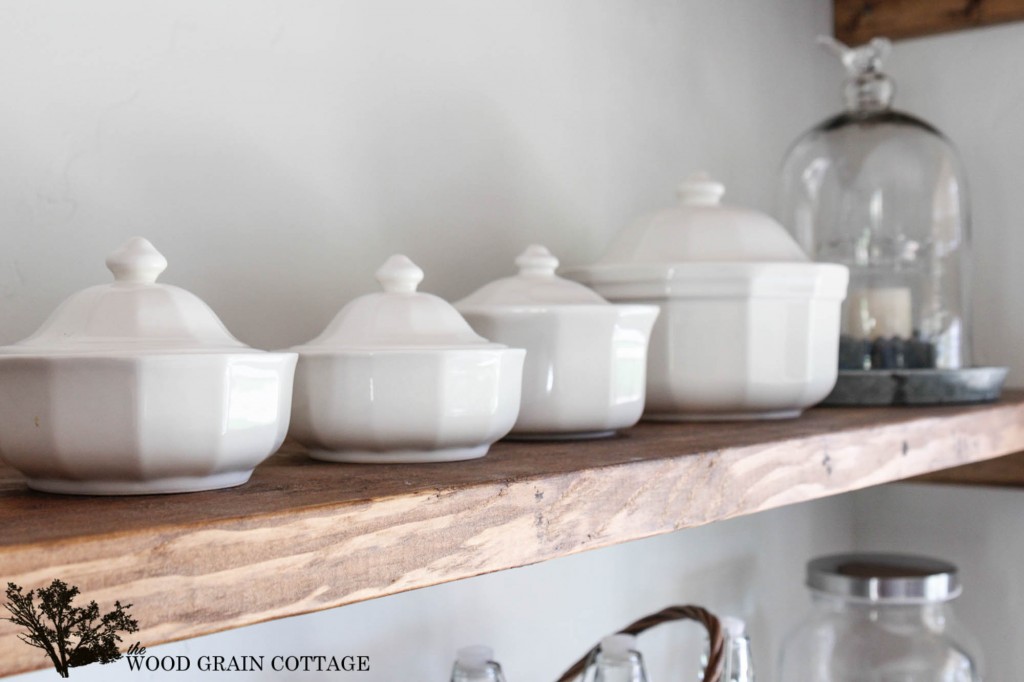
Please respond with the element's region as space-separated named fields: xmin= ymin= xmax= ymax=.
xmin=2 ymin=395 xmax=1024 ymax=676
xmin=835 ymin=0 xmax=1024 ymax=44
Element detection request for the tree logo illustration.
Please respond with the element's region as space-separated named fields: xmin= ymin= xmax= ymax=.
xmin=4 ymin=580 xmax=139 ymax=678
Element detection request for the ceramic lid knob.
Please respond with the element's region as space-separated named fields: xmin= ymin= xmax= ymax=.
xmin=375 ymin=254 xmax=424 ymax=294
xmin=296 ymin=253 xmax=494 ymax=349
xmin=3 ymin=236 xmax=251 ymax=354
xmin=106 ymin=237 xmax=169 ymax=284
xmin=456 ymin=244 xmax=608 ymax=307
xmin=677 ymin=171 xmax=726 ymax=207
xmin=514 ymin=244 xmax=559 ymax=278
xmin=590 ymin=170 xmax=809 ymax=264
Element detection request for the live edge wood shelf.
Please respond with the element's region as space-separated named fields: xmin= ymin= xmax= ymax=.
xmin=3 ymin=394 xmax=1024 ymax=676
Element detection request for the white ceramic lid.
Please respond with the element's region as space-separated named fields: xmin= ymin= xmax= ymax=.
xmin=0 ymin=237 xmax=256 ymax=355
xmin=596 ymin=172 xmax=809 ymax=264
xmin=456 ymin=245 xmax=608 ymax=309
xmin=297 ymin=254 xmax=503 ymax=351
xmin=577 ymin=261 xmax=850 ymax=299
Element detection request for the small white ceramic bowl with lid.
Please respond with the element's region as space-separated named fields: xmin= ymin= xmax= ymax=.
xmin=457 ymin=245 xmax=659 ymax=439
xmin=288 ymin=255 xmax=525 ymax=463
xmin=0 ymin=237 xmax=297 ymax=495
xmin=566 ymin=173 xmax=849 ymax=420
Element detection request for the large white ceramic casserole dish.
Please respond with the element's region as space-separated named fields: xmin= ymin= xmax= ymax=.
xmin=288 ymin=255 xmax=524 ymax=463
xmin=457 ymin=245 xmax=658 ymax=439
xmin=566 ymin=173 xmax=849 ymax=420
xmin=0 ymin=238 xmax=297 ymax=494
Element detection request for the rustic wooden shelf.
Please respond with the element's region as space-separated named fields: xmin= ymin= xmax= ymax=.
xmin=3 ymin=394 xmax=1024 ymax=676
xmin=834 ymin=0 xmax=1024 ymax=45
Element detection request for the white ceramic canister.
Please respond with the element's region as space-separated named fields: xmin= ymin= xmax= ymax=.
xmin=0 ymin=238 xmax=297 ymax=495
xmin=288 ymin=255 xmax=525 ymax=463
xmin=456 ymin=245 xmax=659 ymax=439
xmin=566 ymin=173 xmax=849 ymax=420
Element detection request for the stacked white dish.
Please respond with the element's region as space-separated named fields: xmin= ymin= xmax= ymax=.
xmin=288 ymin=255 xmax=525 ymax=463
xmin=0 ymin=238 xmax=297 ymax=494
xmin=566 ymin=173 xmax=850 ymax=420
xmin=457 ymin=245 xmax=659 ymax=439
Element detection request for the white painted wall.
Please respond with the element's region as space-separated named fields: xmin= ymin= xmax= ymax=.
xmin=0 ymin=0 xmax=834 ymax=351
xmin=5 ymin=0 xmax=1023 ymax=680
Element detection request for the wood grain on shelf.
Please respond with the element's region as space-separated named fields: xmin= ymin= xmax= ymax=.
xmin=3 ymin=394 xmax=1024 ymax=676
xmin=834 ymin=0 xmax=1024 ymax=44
xmin=912 ymin=449 xmax=1024 ymax=487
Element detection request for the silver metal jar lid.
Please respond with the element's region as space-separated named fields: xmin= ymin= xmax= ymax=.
xmin=807 ymin=553 xmax=961 ymax=604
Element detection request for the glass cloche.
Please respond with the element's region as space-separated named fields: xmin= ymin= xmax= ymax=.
xmin=779 ymin=37 xmax=1005 ymax=404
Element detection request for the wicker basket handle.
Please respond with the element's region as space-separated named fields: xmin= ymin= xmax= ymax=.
xmin=554 ymin=605 xmax=724 ymax=682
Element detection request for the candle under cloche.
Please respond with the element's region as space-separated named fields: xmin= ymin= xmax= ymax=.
xmin=778 ymin=36 xmax=1006 ymax=405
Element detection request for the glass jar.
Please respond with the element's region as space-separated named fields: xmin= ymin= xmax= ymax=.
xmin=779 ymin=38 xmax=971 ymax=371
xmin=778 ymin=553 xmax=983 ymax=681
